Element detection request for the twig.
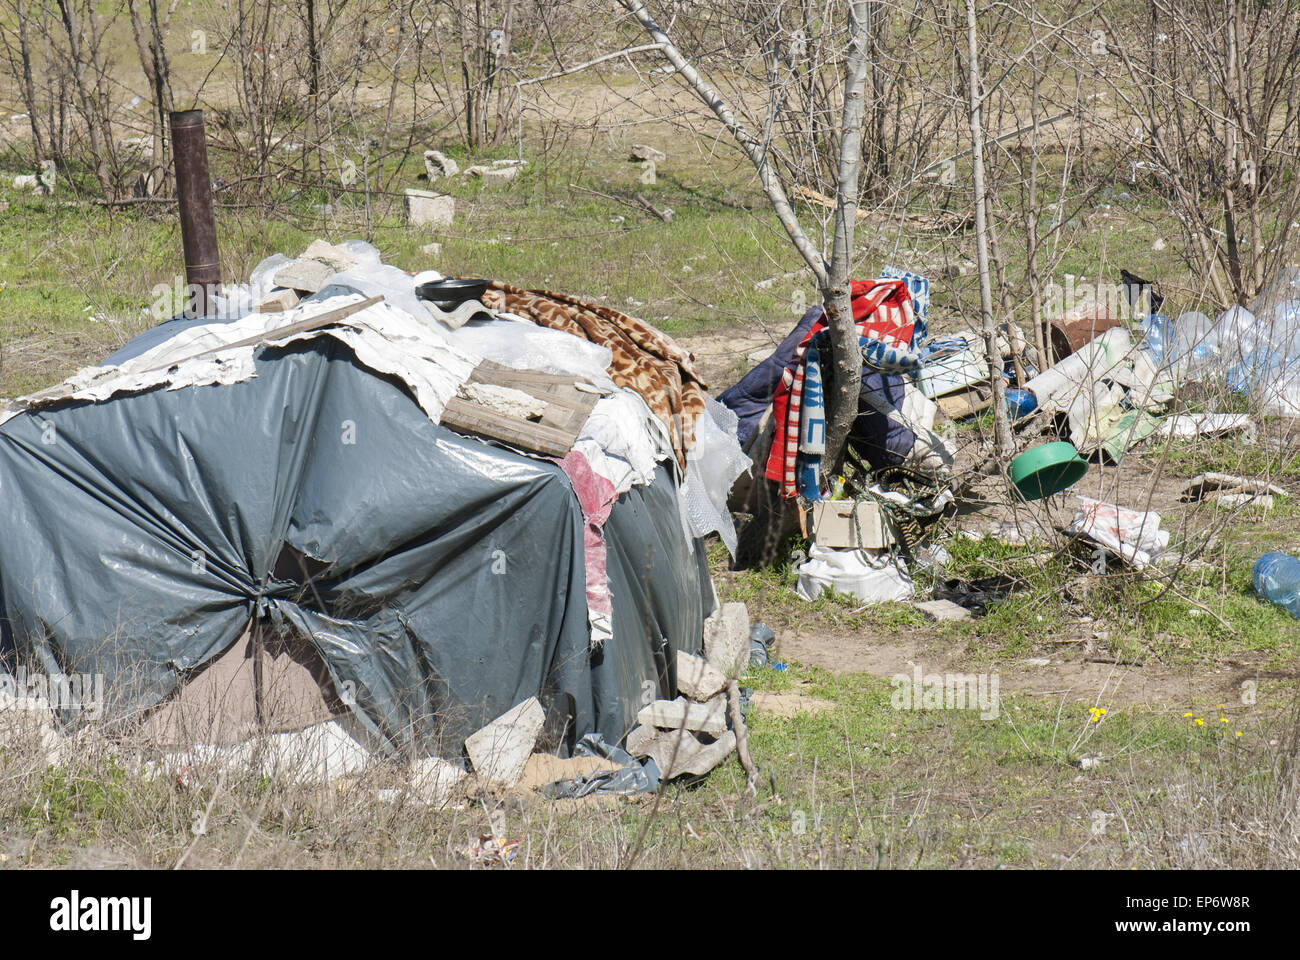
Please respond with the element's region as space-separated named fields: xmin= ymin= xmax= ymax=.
xmin=727 ymin=680 xmax=760 ymax=796
xmin=515 ymin=43 xmax=666 ymax=86
xmin=633 ymin=192 xmax=673 ymax=221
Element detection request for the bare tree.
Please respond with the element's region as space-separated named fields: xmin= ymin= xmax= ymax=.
xmin=1102 ymin=0 xmax=1300 ymax=307
xmin=617 ymin=0 xmax=874 ymax=465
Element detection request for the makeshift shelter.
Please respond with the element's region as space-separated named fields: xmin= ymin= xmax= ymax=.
xmin=0 ymin=241 xmax=747 ymax=760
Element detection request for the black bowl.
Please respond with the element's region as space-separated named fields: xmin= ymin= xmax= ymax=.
xmin=416 ymin=277 xmax=489 ymax=306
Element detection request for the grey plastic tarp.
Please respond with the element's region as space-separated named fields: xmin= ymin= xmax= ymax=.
xmin=0 ymin=335 xmax=711 ymax=755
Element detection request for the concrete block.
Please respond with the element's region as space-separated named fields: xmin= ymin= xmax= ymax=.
xmin=675 ymin=650 xmax=725 ymax=701
xmin=464 ymin=696 xmax=545 ymax=786
xmin=703 ymin=601 xmax=750 ymax=677
xmin=273 ymin=258 xmax=334 ymax=294
xmin=636 ymin=694 xmax=728 ymax=736
xmin=404 ymin=188 xmax=454 ymax=228
xmin=421 ymin=242 xmax=443 ymax=258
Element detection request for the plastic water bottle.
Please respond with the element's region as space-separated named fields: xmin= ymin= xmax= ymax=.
xmin=1253 ymin=553 xmax=1300 ymax=618
xmin=1139 ymin=313 xmax=1169 ymax=364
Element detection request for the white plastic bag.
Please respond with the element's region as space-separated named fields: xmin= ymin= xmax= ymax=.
xmin=1069 ymin=497 xmax=1168 ymax=568
xmin=795 ymin=544 xmax=913 ymax=603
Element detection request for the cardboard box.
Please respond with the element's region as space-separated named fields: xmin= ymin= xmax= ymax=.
xmin=811 ymin=500 xmax=892 ymax=549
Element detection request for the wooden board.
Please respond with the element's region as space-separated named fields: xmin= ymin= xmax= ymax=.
xmin=934 ymin=384 xmax=992 ymax=422
xmin=439 ymin=360 xmax=601 ymax=457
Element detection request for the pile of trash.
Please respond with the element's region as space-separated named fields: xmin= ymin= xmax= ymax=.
xmin=724 ymin=262 xmax=1299 ymax=614
xmin=722 ymin=268 xmax=958 ymax=600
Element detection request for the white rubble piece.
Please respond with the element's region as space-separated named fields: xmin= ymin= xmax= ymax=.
xmin=1217 ymin=493 xmax=1274 ymax=510
xmin=1157 ymin=413 xmax=1256 ymax=443
xmin=703 ymin=601 xmax=750 ymax=677
xmin=625 ymin=723 xmax=735 ymax=779
xmin=636 ymin=695 xmax=729 ymax=736
xmin=255 ymin=288 xmax=302 ymax=313
xmin=151 ymin=718 xmax=376 ymax=787
xmin=986 ymin=519 xmax=1036 ymax=546
xmin=421 ymin=242 xmax=444 ymax=258
xmin=480 ymin=166 xmax=521 ymax=186
xmin=464 ymin=696 xmax=545 ymax=787
xmin=423 ymin=149 xmax=459 ymax=180
xmin=915 ymin=599 xmax=972 ymax=622
xmin=795 ymin=544 xmax=913 ymax=604
xmin=298 ymin=239 xmax=357 ymax=274
xmin=1069 ymin=497 xmax=1168 ymax=569
xmin=630 ymin=144 xmax=666 ymax=163
xmin=675 ymin=650 xmax=726 ymax=701
xmin=273 ymin=258 xmax=334 ymax=294
xmin=1182 ymin=472 xmax=1286 ymax=502
xmin=404 ymin=188 xmax=455 ymax=228
xmin=410 ymin=755 xmax=467 ymax=804
xmin=456 ymin=381 xmax=546 ymax=420
xmin=465 ymin=160 xmax=525 ymax=183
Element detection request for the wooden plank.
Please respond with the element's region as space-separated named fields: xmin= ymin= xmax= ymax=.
xmin=440 ymin=359 xmax=602 ymax=456
xmin=471 ymin=360 xmax=589 ymax=389
xmin=440 ymin=398 xmax=577 ymax=457
xmin=934 ymin=385 xmax=992 ymax=422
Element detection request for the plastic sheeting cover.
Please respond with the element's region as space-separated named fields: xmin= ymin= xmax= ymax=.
xmin=0 ymin=338 xmax=710 ymax=755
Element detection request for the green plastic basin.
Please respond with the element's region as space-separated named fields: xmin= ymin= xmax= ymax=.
xmin=1009 ymin=441 xmax=1088 ymax=501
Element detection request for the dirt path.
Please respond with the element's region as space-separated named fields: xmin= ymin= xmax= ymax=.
xmin=771 ymin=617 xmax=1248 ymax=707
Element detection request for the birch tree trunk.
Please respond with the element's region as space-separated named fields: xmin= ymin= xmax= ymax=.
xmin=823 ymin=0 xmax=872 ymax=462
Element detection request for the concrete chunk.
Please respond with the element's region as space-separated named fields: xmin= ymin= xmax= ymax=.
xmin=404 ymin=188 xmax=454 ymax=228
xmin=410 ymin=756 xmax=466 ymax=804
xmin=915 ymin=599 xmax=973 ymax=622
xmin=421 ymin=241 xmax=443 ymax=258
xmin=625 ymin=723 xmax=735 ymax=778
xmin=703 ymin=601 xmax=750 ymax=677
xmin=630 ymin=144 xmax=666 ymax=163
xmin=676 ymin=650 xmax=726 ymax=701
xmin=636 ymin=694 xmax=728 ymax=736
xmin=255 ymin=287 xmax=302 ymax=313
xmin=299 ymin=239 xmax=356 ymax=273
xmin=423 ymin=149 xmax=459 ymax=180
xmin=480 ymin=166 xmax=520 ymax=186
xmin=273 ymin=258 xmax=334 ymax=294
xmin=465 ymin=696 xmax=545 ymax=787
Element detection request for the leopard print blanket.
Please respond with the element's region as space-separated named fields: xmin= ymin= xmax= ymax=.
xmin=483 ymin=281 xmax=708 ymax=468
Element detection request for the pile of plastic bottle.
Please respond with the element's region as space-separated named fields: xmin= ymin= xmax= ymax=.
xmin=1137 ymin=268 xmax=1300 ymax=416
